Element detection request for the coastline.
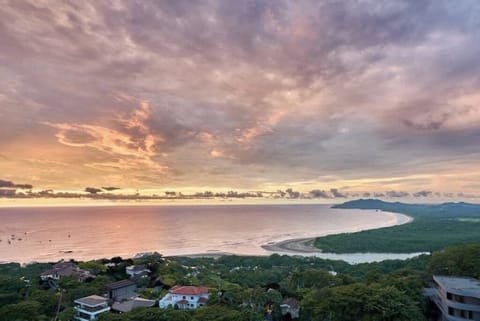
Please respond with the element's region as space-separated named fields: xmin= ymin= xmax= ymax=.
xmin=0 ymin=205 xmax=417 ymax=264
xmin=261 ymin=211 xmax=414 ymax=255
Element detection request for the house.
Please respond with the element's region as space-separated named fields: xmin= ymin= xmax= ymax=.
xmin=111 ymin=297 xmax=156 ymax=313
xmin=426 ymin=275 xmax=480 ymax=321
xmin=159 ymin=285 xmax=209 ymax=309
xmin=106 ymin=279 xmax=137 ymax=301
xmin=125 ymin=265 xmax=150 ymax=278
xmin=40 ymin=261 xmax=92 ymax=281
xmin=74 ymin=295 xmax=110 ymax=321
xmin=280 ymin=297 xmax=300 ymax=319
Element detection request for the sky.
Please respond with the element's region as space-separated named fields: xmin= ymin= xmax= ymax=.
xmin=1 ymin=0 xmax=480 ymax=202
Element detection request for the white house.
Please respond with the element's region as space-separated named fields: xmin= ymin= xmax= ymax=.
xmin=74 ymin=295 xmax=110 ymax=321
xmin=159 ymin=285 xmax=209 ymax=309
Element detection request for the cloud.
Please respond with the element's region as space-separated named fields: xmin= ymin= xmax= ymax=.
xmin=413 ymin=190 xmax=433 ymax=198
xmin=102 ymin=186 xmax=121 ymax=191
xmin=0 ymin=179 xmax=32 ymax=189
xmin=330 ymin=188 xmax=347 ymax=198
xmin=456 ymin=192 xmax=480 ymax=199
xmin=309 ymin=189 xmax=330 ymax=199
xmin=1 ymin=1 xmax=480 ymax=191
xmin=285 ymin=188 xmax=301 ymax=199
xmin=385 ymin=190 xmax=410 ymax=198
xmin=85 ymin=187 xmax=103 ymax=194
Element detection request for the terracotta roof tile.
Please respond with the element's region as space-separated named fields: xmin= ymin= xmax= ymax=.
xmin=169 ymin=285 xmax=208 ymax=295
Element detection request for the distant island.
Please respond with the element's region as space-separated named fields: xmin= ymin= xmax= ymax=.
xmin=314 ymin=199 xmax=480 ymax=253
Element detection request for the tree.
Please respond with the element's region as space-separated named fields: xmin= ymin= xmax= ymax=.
xmin=0 ymin=300 xmax=42 ymax=321
xmin=288 ymin=269 xmax=337 ymax=290
xmin=428 ymin=244 xmax=480 ymax=278
xmin=301 ymin=283 xmax=425 ymax=321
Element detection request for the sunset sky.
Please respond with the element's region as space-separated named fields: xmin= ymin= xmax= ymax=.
xmin=1 ymin=1 xmax=480 ymax=201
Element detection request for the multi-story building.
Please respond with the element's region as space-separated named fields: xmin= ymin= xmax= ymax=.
xmin=74 ymin=295 xmax=110 ymax=321
xmin=106 ymin=279 xmax=137 ymax=301
xmin=428 ymin=275 xmax=480 ymax=321
xmin=159 ymin=285 xmax=209 ymax=309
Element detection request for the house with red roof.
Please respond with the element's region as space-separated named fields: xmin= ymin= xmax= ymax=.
xmin=159 ymin=285 xmax=209 ymax=309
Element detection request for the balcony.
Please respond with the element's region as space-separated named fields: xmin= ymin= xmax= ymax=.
xmin=75 ymin=305 xmax=110 ymax=314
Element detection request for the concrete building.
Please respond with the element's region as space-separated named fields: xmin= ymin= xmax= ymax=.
xmin=106 ymin=279 xmax=137 ymax=301
xmin=74 ymin=295 xmax=110 ymax=321
xmin=159 ymin=285 xmax=208 ymax=309
xmin=427 ymin=275 xmax=480 ymax=321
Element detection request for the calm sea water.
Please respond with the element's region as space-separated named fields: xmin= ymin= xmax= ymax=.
xmin=0 ymin=204 xmax=420 ymax=264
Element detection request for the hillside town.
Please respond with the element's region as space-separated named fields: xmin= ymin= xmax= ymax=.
xmin=0 ymin=246 xmax=479 ymax=321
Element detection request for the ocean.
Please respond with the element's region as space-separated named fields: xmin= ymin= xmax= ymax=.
xmin=0 ymin=204 xmax=419 ymax=264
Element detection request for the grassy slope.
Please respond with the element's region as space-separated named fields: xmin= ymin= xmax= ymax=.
xmin=314 ymin=199 xmax=480 ymax=253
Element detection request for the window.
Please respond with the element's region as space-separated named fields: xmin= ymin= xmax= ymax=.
xmin=191 ymin=296 xmax=194 ymax=300
xmin=447 ymin=292 xmax=452 ymax=300
xmin=448 ymin=307 xmax=454 ymax=316
xmin=182 ymin=296 xmax=186 ymax=299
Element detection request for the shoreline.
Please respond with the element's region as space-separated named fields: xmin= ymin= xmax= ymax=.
xmin=261 ymin=211 xmax=414 ymax=255
xmin=0 ymin=207 xmax=416 ymax=264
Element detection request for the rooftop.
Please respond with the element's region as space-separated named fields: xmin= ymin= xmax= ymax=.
xmin=106 ymin=279 xmax=136 ymax=290
xmin=434 ymin=275 xmax=480 ymax=298
xmin=74 ymin=295 xmax=108 ymax=307
xmin=126 ymin=265 xmax=149 ymax=272
xmin=169 ymin=285 xmax=208 ymax=295
xmin=111 ymin=297 xmax=155 ymax=313
xmin=281 ymin=297 xmax=300 ymax=309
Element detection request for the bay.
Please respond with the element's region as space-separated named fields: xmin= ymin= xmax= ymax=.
xmin=0 ymin=204 xmax=420 ymax=264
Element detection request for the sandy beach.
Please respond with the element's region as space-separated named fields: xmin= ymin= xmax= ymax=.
xmin=262 ymin=211 xmax=413 ymax=255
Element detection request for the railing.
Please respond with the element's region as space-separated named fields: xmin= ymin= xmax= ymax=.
xmin=75 ymin=305 xmax=110 ymax=314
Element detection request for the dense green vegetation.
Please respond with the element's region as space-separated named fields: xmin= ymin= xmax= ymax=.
xmin=428 ymin=244 xmax=480 ymax=278
xmin=0 ymin=252 xmax=426 ymax=321
xmin=1 ymin=243 xmax=479 ymax=320
xmin=314 ymin=200 xmax=480 ymax=253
